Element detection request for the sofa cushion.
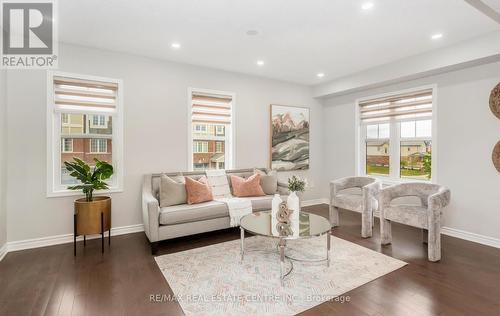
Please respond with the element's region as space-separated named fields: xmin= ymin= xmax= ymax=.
xmin=230 ymin=174 xmax=265 ymax=197
xmin=226 ymin=172 xmax=251 ymax=194
xmin=159 ymin=175 xmax=187 ymax=207
xmin=333 ymin=192 xmax=363 ymax=212
xmin=185 ymin=176 xmax=213 ymax=205
xmin=254 ymin=169 xmax=278 ymax=195
xmin=384 ymin=205 xmax=428 ymax=228
xmin=160 ymin=201 xmax=228 ymax=225
xmin=333 ymin=192 xmax=378 ymax=213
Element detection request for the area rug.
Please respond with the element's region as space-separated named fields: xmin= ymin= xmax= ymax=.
xmin=155 ymin=235 xmax=406 ymax=315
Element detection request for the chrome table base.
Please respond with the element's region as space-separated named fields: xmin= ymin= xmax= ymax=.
xmin=240 ymin=227 xmax=331 ymax=286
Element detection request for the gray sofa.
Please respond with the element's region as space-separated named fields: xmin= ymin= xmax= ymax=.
xmin=142 ymin=168 xmax=289 ymax=254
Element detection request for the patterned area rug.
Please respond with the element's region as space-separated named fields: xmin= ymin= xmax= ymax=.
xmin=155 ymin=235 xmax=406 ymax=315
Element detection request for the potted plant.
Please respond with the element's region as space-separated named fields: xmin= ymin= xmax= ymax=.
xmin=65 ymin=157 xmax=114 ymax=254
xmin=287 ymin=175 xmax=306 ymax=217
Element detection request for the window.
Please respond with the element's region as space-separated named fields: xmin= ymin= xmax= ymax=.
xmin=47 ymin=72 xmax=123 ymax=196
xmin=215 ymin=141 xmax=223 ymax=153
xmin=90 ymin=139 xmax=108 ymax=153
xmin=91 ymin=115 xmax=107 ymax=127
xmin=61 ymin=113 xmax=69 ymax=124
xmin=365 ymin=123 xmax=390 ymax=176
xmin=359 ymin=88 xmax=433 ymax=181
xmin=189 ymin=89 xmax=234 ymax=170
xmin=194 ymin=124 xmax=208 ymax=133
xmin=193 ymin=141 xmax=208 ymax=153
xmin=61 ymin=138 xmax=73 ymax=153
xmin=215 ymin=125 xmax=225 ymax=136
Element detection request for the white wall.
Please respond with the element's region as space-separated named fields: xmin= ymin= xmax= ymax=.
xmin=322 ymin=61 xmax=500 ymax=240
xmin=0 ymin=70 xmax=6 ymax=250
xmin=5 ymin=43 xmax=325 ymax=242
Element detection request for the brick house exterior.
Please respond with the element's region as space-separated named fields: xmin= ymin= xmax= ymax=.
xmin=193 ymin=139 xmax=225 ymax=170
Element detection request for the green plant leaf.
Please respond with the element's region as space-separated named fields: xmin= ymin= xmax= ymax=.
xmin=63 ymin=157 xmax=114 ymax=196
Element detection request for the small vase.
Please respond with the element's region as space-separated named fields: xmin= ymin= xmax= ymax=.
xmin=287 ymin=191 xmax=300 ymax=236
xmin=287 ymin=191 xmax=300 ymax=215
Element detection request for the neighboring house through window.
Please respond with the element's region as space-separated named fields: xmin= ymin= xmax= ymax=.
xmin=189 ymin=88 xmax=234 ymax=170
xmin=358 ymin=88 xmax=434 ymax=181
xmin=47 ymin=72 xmax=123 ymax=196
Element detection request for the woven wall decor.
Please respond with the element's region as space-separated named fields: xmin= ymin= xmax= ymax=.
xmin=493 ymin=141 xmax=500 ymax=173
xmin=490 ymin=83 xmax=500 ymax=119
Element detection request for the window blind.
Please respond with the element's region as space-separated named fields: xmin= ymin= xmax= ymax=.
xmin=191 ymin=92 xmax=232 ymax=125
xmin=53 ymin=76 xmax=118 ymax=113
xmin=359 ymin=89 xmax=432 ymax=123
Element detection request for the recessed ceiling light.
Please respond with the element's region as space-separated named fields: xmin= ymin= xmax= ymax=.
xmin=171 ymin=42 xmax=181 ymax=49
xmin=361 ymin=2 xmax=374 ymax=10
xmin=256 ymin=60 xmax=265 ymax=66
xmin=317 ymin=73 xmax=325 ymax=78
xmin=431 ymin=33 xmax=443 ymax=40
xmin=246 ymin=30 xmax=259 ymax=36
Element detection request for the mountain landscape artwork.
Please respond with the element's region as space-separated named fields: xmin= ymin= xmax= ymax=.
xmin=270 ymin=105 xmax=310 ymax=171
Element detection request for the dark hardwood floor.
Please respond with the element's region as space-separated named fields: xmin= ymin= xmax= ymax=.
xmin=1 ymin=205 xmax=500 ymax=316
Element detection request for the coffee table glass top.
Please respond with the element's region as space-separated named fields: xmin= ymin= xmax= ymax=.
xmin=240 ymin=211 xmax=331 ymax=239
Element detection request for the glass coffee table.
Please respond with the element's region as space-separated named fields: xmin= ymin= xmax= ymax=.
xmin=240 ymin=211 xmax=332 ymax=286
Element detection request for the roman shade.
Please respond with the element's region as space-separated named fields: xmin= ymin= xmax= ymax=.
xmin=191 ymin=92 xmax=232 ymax=125
xmin=359 ymin=89 xmax=433 ymax=123
xmin=53 ymin=76 xmax=118 ymax=114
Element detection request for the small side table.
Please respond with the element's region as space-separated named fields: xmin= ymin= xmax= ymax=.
xmin=73 ymin=196 xmax=111 ymax=255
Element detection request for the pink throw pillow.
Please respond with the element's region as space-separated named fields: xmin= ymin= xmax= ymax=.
xmin=230 ymin=174 xmax=266 ymax=197
xmin=185 ymin=176 xmax=213 ymax=205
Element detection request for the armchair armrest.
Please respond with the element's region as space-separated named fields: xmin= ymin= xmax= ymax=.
xmin=142 ymin=175 xmax=160 ymax=242
xmin=362 ymin=181 xmax=381 ymax=211
xmin=378 ymin=184 xmax=402 ymax=209
xmin=428 ymin=188 xmax=451 ymax=212
xmin=330 ymin=177 xmax=354 ymax=195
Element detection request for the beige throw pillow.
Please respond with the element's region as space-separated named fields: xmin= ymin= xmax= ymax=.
xmin=254 ymin=169 xmax=278 ymax=195
xmin=159 ymin=175 xmax=187 ymax=207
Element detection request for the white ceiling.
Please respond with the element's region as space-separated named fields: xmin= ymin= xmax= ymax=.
xmin=59 ymin=0 xmax=500 ymax=85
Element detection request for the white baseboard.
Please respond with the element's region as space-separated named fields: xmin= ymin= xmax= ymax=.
xmin=0 ymin=244 xmax=7 ymax=261
xmin=2 ymin=201 xmax=499 ymax=261
xmin=5 ymin=224 xmax=144 ymax=254
xmin=0 ymin=201 xmax=331 ymax=260
xmin=303 ymin=197 xmax=500 ymax=250
xmin=441 ymin=226 xmax=500 ymax=249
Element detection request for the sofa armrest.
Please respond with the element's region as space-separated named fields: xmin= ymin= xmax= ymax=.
xmin=142 ymin=175 xmax=160 ymax=242
xmin=277 ymin=181 xmax=289 ymax=195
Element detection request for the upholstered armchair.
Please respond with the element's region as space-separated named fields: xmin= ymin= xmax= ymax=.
xmin=329 ymin=177 xmax=381 ymax=238
xmin=379 ymin=183 xmax=451 ymax=262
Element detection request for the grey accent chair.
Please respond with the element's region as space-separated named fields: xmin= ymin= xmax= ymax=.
xmin=329 ymin=177 xmax=381 ymax=238
xmin=379 ymin=183 xmax=451 ymax=262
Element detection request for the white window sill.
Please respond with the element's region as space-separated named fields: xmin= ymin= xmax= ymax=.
xmin=47 ymin=188 xmax=123 ymax=198
xmin=363 ymin=175 xmax=432 ymax=186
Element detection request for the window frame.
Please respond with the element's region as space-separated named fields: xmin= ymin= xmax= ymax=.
xmin=355 ymin=85 xmax=437 ymax=184
xmin=187 ymin=87 xmax=236 ymax=171
xmin=46 ymin=71 xmax=124 ymax=197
